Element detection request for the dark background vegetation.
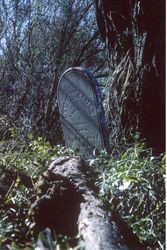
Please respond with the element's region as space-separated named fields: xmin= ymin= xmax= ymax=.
xmin=0 ymin=0 xmax=165 ymax=249
xmin=94 ymin=0 xmax=165 ymax=155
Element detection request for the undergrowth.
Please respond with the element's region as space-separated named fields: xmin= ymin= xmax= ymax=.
xmin=0 ymin=127 xmax=78 ymax=249
xmin=0 ymin=124 xmax=165 ymax=249
xmin=91 ymin=138 xmax=165 ymax=250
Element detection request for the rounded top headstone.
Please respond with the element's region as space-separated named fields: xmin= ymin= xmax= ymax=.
xmin=57 ymin=67 xmax=107 ymax=158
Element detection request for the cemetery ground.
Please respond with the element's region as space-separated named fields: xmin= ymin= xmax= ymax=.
xmin=0 ymin=1 xmax=165 ymax=249
xmin=0 ymin=122 xmax=165 ymax=250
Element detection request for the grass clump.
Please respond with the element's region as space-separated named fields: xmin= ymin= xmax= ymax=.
xmin=91 ymin=140 xmax=165 ymax=250
xmin=0 ymin=127 xmax=78 ymax=249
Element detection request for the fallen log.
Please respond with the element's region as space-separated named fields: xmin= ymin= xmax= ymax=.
xmin=30 ymin=156 xmax=129 ymax=249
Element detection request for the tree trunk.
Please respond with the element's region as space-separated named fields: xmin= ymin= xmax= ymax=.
xmin=30 ymin=156 xmax=129 ymax=249
xmin=94 ymin=0 xmax=165 ymax=155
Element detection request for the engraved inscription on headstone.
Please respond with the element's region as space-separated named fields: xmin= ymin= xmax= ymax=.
xmin=57 ymin=67 xmax=106 ymax=158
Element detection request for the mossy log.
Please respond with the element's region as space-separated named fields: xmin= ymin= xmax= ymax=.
xmin=30 ymin=156 xmax=129 ymax=249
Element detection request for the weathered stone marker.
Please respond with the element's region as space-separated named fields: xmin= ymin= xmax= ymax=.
xmin=57 ymin=67 xmax=106 ymax=158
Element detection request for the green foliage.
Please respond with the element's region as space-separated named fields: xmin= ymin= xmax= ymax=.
xmin=0 ymin=127 xmax=77 ymax=249
xmin=0 ymin=127 xmax=165 ymax=249
xmin=0 ymin=127 xmax=76 ymax=178
xmin=91 ymin=141 xmax=165 ymax=249
xmin=0 ymin=181 xmax=33 ymax=249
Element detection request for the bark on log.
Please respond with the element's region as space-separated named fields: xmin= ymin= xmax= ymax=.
xmin=30 ymin=156 xmax=129 ymax=249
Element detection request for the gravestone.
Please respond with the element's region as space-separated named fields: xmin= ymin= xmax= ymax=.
xmin=57 ymin=67 xmax=107 ymax=158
